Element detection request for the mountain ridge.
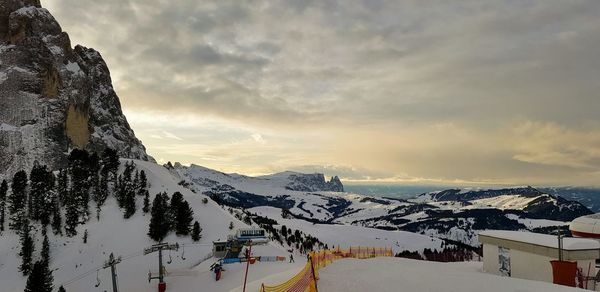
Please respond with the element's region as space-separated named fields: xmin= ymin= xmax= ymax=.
xmin=0 ymin=0 xmax=153 ymax=179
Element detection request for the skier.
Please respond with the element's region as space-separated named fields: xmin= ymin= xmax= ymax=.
xmin=210 ymin=262 xmax=225 ymax=281
xmin=289 ymin=253 xmax=295 ymax=263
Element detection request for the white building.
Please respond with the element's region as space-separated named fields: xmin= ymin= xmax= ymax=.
xmin=479 ymin=230 xmax=600 ymax=290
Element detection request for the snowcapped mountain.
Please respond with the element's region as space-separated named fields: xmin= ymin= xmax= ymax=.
xmin=0 ymin=0 xmax=153 ymax=179
xmin=169 ymin=164 xmax=592 ymax=247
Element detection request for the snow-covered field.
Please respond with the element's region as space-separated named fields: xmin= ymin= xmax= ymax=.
xmin=318 ymin=257 xmax=582 ymax=292
xmin=249 ymin=206 xmax=445 ymax=253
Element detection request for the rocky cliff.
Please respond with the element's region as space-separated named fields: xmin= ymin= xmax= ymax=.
xmin=0 ymin=0 xmax=153 ymax=177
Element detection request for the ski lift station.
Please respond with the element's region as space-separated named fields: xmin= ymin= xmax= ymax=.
xmin=213 ymin=228 xmax=268 ymax=259
xmin=479 ymin=230 xmax=600 ymax=290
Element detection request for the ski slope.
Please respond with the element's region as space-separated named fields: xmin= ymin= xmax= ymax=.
xmin=0 ymin=160 xmax=300 ymax=292
xmin=249 ymin=206 xmax=445 ymax=253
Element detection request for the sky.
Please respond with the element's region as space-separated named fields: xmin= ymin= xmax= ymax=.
xmin=43 ymin=0 xmax=600 ymax=186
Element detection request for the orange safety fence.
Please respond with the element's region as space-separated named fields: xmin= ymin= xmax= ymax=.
xmin=260 ymin=247 xmax=393 ymax=292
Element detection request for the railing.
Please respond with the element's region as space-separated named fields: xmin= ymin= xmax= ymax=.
xmin=260 ymin=247 xmax=393 ymax=292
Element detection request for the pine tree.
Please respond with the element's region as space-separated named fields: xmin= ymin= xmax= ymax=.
xmin=8 ymin=170 xmax=27 ymax=231
xmin=19 ymin=219 xmax=34 ymax=275
xmin=229 ymin=221 xmax=234 ymax=230
xmin=29 ymin=164 xmax=55 ymax=226
xmin=56 ymin=169 xmax=68 ymax=205
xmin=191 ymin=221 xmax=202 ymax=241
xmin=137 ymin=170 xmax=148 ymax=196
xmin=0 ymin=179 xmax=7 ymax=232
xmin=89 ymin=153 xmax=103 ymax=220
xmin=64 ymin=193 xmax=79 ymax=237
xmin=169 ymin=192 xmax=184 ymax=226
xmin=148 ymin=193 xmax=170 ymax=242
xmin=41 ymin=231 xmax=50 ymax=265
xmin=142 ymin=190 xmax=150 ymax=214
xmin=101 ymin=147 xmax=120 ymax=186
xmin=24 ymin=260 xmax=53 ymax=292
xmin=118 ymin=161 xmax=136 ymax=218
xmin=58 ymin=286 xmax=66 ymax=292
xmin=69 ymin=149 xmax=92 ymax=221
xmin=51 ymin=195 xmax=62 ymax=235
xmin=174 ymin=200 xmax=194 ymax=235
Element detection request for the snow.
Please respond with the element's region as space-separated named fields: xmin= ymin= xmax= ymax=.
xmin=249 ymin=206 xmax=445 ymax=253
xmin=14 ymin=6 xmax=38 ymax=17
xmin=0 ymin=160 xmax=301 ymax=292
xmin=479 ymin=230 xmax=600 ymax=250
xmin=318 ymin=257 xmax=583 ymax=292
xmin=0 ymin=123 xmax=17 ymax=131
xmin=505 ymin=214 xmax=564 ymax=229
xmin=468 ymin=195 xmax=540 ymax=210
xmin=65 ymin=61 xmax=83 ymax=76
xmin=49 ymin=45 xmax=63 ymax=55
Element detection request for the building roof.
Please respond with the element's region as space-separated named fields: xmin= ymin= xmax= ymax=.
xmin=570 ymin=214 xmax=600 ymax=238
xmin=479 ymin=230 xmax=600 ymax=251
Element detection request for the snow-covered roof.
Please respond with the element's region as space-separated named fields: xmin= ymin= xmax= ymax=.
xmin=479 ymin=230 xmax=600 ymax=250
xmin=570 ymin=214 xmax=600 ymax=237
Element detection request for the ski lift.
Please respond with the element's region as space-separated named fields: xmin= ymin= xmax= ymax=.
xmin=181 ymin=245 xmax=186 ymax=261
xmin=167 ymin=249 xmax=173 ymax=264
xmin=94 ymin=270 xmax=100 ymax=287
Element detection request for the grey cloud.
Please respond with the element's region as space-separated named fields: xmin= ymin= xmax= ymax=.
xmin=42 ymin=0 xmax=600 ymax=185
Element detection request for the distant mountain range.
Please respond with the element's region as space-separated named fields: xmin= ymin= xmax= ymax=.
xmin=168 ymin=163 xmax=592 ymax=247
xmin=539 ymin=187 xmax=600 ymax=212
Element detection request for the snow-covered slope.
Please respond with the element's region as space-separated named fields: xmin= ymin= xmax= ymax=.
xmin=317 ymin=257 xmax=582 ymax=292
xmin=172 ymin=164 xmax=591 ymax=247
xmin=0 ymin=160 xmax=295 ymax=292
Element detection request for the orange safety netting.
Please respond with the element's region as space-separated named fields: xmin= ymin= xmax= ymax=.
xmin=260 ymin=247 xmax=393 ymax=292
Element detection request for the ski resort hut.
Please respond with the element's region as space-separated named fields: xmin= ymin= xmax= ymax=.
xmin=479 ymin=230 xmax=600 ymax=289
xmin=213 ymin=228 xmax=269 ymax=259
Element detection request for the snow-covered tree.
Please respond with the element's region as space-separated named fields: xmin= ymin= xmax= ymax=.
xmin=24 ymin=260 xmax=53 ymax=292
xmin=118 ymin=161 xmax=137 ymax=218
xmin=51 ymin=194 xmax=62 ymax=235
xmin=19 ymin=219 xmax=34 ymax=275
xmin=174 ymin=200 xmax=194 ymax=235
xmin=41 ymin=231 xmax=50 ymax=265
xmin=137 ymin=170 xmax=148 ymax=196
xmin=148 ymin=193 xmax=170 ymax=242
xmin=142 ymin=190 xmax=150 ymax=214
xmin=0 ymin=179 xmax=7 ymax=232
xmin=69 ymin=149 xmax=92 ymax=221
xmin=191 ymin=221 xmax=202 ymax=241
xmin=8 ymin=170 xmax=27 ymax=231
xmin=29 ymin=164 xmax=55 ymax=226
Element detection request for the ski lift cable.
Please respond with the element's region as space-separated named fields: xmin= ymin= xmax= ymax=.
xmin=58 ymin=242 xmax=187 ymax=287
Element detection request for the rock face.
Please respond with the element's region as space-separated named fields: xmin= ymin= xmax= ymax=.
xmin=285 ymin=173 xmax=344 ymax=192
xmin=0 ymin=0 xmax=153 ymax=177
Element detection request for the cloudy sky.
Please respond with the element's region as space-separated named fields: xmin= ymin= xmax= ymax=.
xmin=44 ymin=0 xmax=600 ymax=186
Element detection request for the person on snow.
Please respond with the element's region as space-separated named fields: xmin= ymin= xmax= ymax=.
xmin=210 ymin=262 xmax=225 ymax=281
xmin=289 ymin=253 xmax=295 ymax=263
